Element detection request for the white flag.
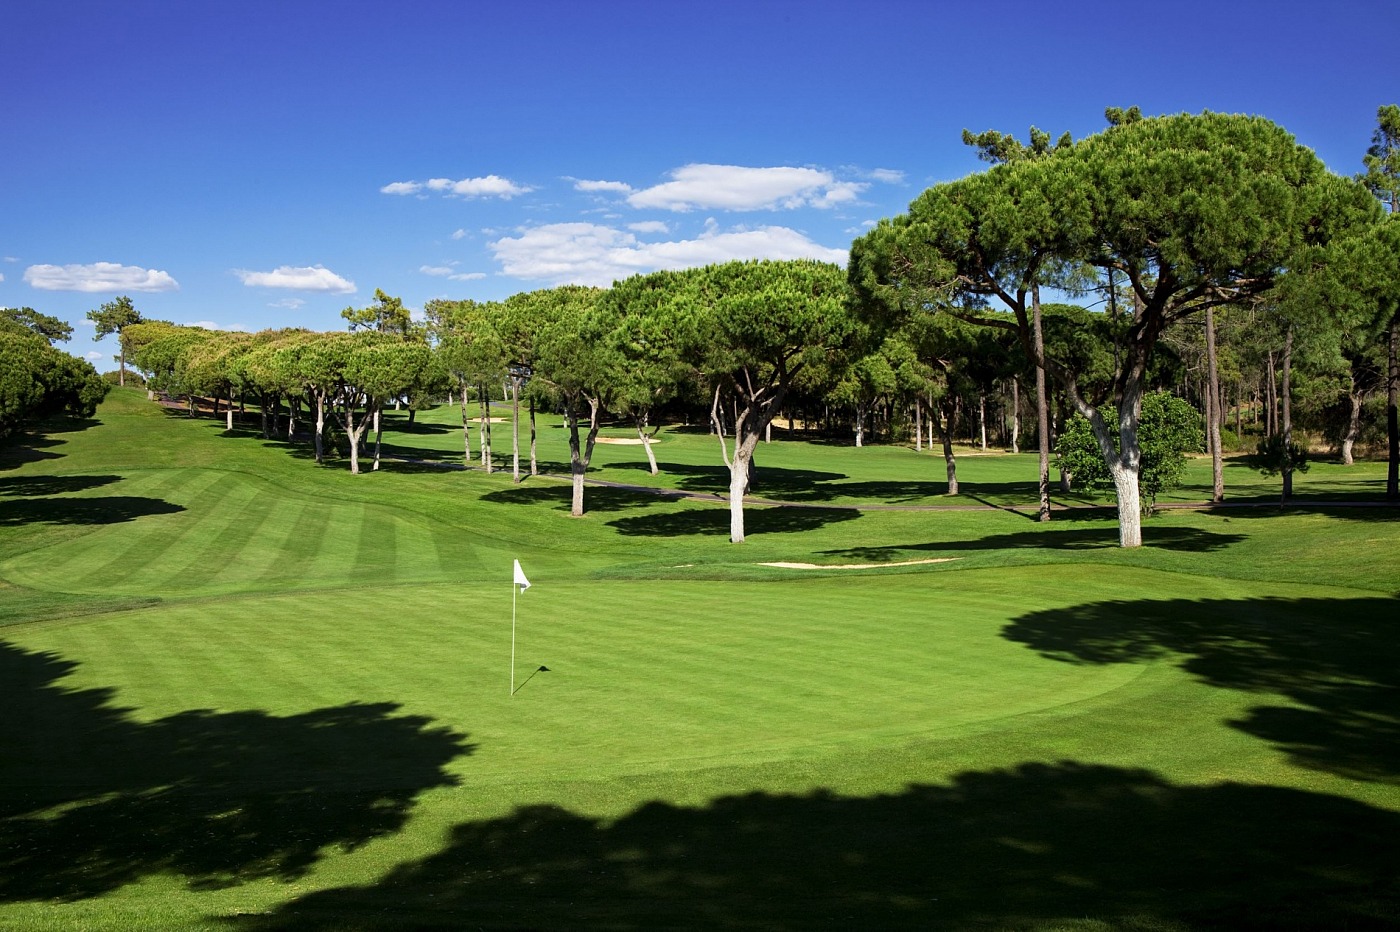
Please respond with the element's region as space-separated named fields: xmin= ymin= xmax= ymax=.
xmin=513 ymin=559 xmax=531 ymax=591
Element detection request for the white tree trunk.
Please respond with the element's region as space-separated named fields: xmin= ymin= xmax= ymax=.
xmin=511 ymin=377 xmax=521 ymax=484
xmin=729 ymin=457 xmax=748 ymax=542
xmin=226 ymin=408 xmax=233 ymax=431
xmin=460 ymin=383 xmax=472 ymax=466
xmin=1341 ymin=389 xmax=1362 ymax=466
xmin=1010 ymin=378 xmax=1021 ymax=454
xmin=978 ymin=393 xmax=987 ymax=451
xmin=314 ymin=393 xmax=325 ymax=464
xmin=1112 ymin=464 xmax=1142 ymax=548
xmin=529 ymin=400 xmax=538 ymax=476
xmin=372 ymin=408 xmax=382 ymax=471
xmin=638 ymin=414 xmax=659 ymax=475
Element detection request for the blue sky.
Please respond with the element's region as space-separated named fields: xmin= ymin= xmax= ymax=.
xmin=4 ymin=0 xmax=1397 ymax=370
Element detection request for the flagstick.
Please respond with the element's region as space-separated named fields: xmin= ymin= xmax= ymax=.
xmin=511 ymin=581 xmax=517 ymax=696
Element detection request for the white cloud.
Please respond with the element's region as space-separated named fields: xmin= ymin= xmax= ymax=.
xmin=451 ymin=228 xmax=468 ymax=240
xmin=24 ymin=262 xmax=179 ymax=293
xmin=235 ymin=264 xmax=356 ymax=294
xmin=627 ymin=220 xmax=669 ymax=234
xmin=384 ymin=175 xmax=533 ymax=200
xmin=575 ymin=178 xmax=633 ymax=194
xmin=0 ymin=273 xmax=4 ymax=282
xmin=268 ymin=298 xmax=307 ymax=310
xmin=489 ymin=221 xmax=847 ymax=286
xmin=420 ymin=263 xmax=487 ymax=282
xmin=85 ymin=351 xmax=104 ymax=361
xmin=626 ymin=164 xmax=868 ymax=212
xmin=869 ymin=168 xmax=906 ymax=184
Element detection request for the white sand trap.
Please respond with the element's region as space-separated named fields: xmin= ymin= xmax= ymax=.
xmin=759 ymin=557 xmax=959 ymax=570
xmin=595 ymin=436 xmax=657 ymax=445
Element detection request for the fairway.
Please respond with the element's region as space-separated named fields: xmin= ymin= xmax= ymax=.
xmin=2 ymin=390 xmax=1398 ymax=930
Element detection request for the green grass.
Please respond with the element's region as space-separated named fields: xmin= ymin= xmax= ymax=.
xmin=1 ymin=388 xmax=1397 ymax=930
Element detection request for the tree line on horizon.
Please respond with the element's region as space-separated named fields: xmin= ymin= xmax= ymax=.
xmin=6 ymin=106 xmax=1399 ymax=548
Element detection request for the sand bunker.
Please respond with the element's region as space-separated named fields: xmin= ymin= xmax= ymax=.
xmin=758 ymin=557 xmax=958 ymax=570
xmin=595 ymin=436 xmax=657 ymax=445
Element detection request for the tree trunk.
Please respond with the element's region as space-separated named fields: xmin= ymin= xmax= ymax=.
xmin=511 ymin=377 xmax=521 ymax=484
xmin=637 ymin=412 xmax=659 ymax=475
xmin=226 ymin=407 xmax=233 ymax=431
xmin=313 ymin=392 xmax=325 ymax=464
xmin=914 ymin=397 xmax=923 ymax=452
xmin=1112 ymin=463 xmax=1143 ymax=548
xmin=854 ymin=402 xmax=865 ymax=447
xmin=460 ymin=383 xmax=472 ymax=466
xmin=529 ymin=399 xmax=538 ymax=476
xmin=936 ymin=397 xmax=958 ymax=495
xmin=479 ymin=384 xmax=493 ymax=474
xmin=1282 ymin=327 xmax=1294 ymax=501
xmin=119 ymin=346 xmax=126 ymax=387
xmin=1342 ymin=385 xmax=1362 ymax=466
xmin=1010 ymin=378 xmax=1020 ymax=454
xmin=1388 ymin=315 xmax=1399 ymax=499
xmin=372 ymin=408 xmax=382 ymax=472
xmin=567 ymin=396 xmax=601 ymax=517
xmin=1033 ymin=286 xmax=1051 ymax=521
xmin=978 ymin=393 xmax=987 ymax=451
xmin=1205 ymin=307 xmax=1224 ymax=503
xmin=342 ymin=401 xmax=376 ymax=476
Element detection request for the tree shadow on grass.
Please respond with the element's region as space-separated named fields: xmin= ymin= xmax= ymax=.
xmin=608 ymin=504 xmax=861 ymax=538
xmin=818 ymin=525 xmax=1245 ymax=561
xmin=609 ymin=460 xmax=848 ymax=498
xmin=239 ymin=760 xmax=1400 ymax=930
xmin=1003 ymin=596 xmax=1400 ymax=784
xmin=0 ymin=495 xmax=185 ymax=527
xmin=483 ymin=485 xmax=681 ymax=514
xmin=0 ymin=435 xmax=66 ymax=471
xmin=0 ymin=475 xmax=123 ymax=497
xmin=0 ymin=641 xmax=471 ymax=902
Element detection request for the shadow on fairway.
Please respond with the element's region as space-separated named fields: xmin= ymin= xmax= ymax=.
xmin=819 ymin=525 xmax=1244 ymax=560
xmin=0 ymin=494 xmax=185 ymax=527
xmin=0 ymin=437 xmax=67 ymax=471
xmin=1004 ymin=596 xmax=1400 ymax=783
xmin=0 ymin=641 xmax=471 ymax=902
xmin=611 ymin=461 xmax=849 ymax=498
xmin=0 ymin=474 xmax=123 ymax=497
xmin=238 ymin=760 xmax=1400 ymax=930
xmin=484 ymin=485 xmax=681 ymax=513
xmin=609 ymin=504 xmax=861 ymax=537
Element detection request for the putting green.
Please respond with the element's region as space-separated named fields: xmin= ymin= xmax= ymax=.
xmin=6 ymin=564 xmax=1287 ymax=788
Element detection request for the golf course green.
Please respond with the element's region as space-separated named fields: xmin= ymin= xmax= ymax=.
xmin=2 ymin=388 xmax=1397 ymax=929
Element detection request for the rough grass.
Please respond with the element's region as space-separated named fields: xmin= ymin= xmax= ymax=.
xmin=0 ymin=389 xmax=1397 ymax=930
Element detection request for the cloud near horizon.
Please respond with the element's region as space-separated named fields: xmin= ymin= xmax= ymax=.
xmin=24 ymin=262 xmax=179 ymax=293
xmin=489 ymin=220 xmax=848 ymax=286
xmin=625 ymin=164 xmax=866 ymax=212
xmin=235 ymin=265 xmax=356 ymax=294
xmin=381 ymin=175 xmax=533 ymax=199
xmin=419 ymin=263 xmax=486 ymax=282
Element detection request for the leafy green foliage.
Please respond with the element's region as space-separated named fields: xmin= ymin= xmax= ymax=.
xmin=1056 ymin=391 xmax=1204 ymax=507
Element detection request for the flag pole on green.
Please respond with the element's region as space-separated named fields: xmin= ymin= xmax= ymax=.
xmin=511 ymin=559 xmax=531 ymax=695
